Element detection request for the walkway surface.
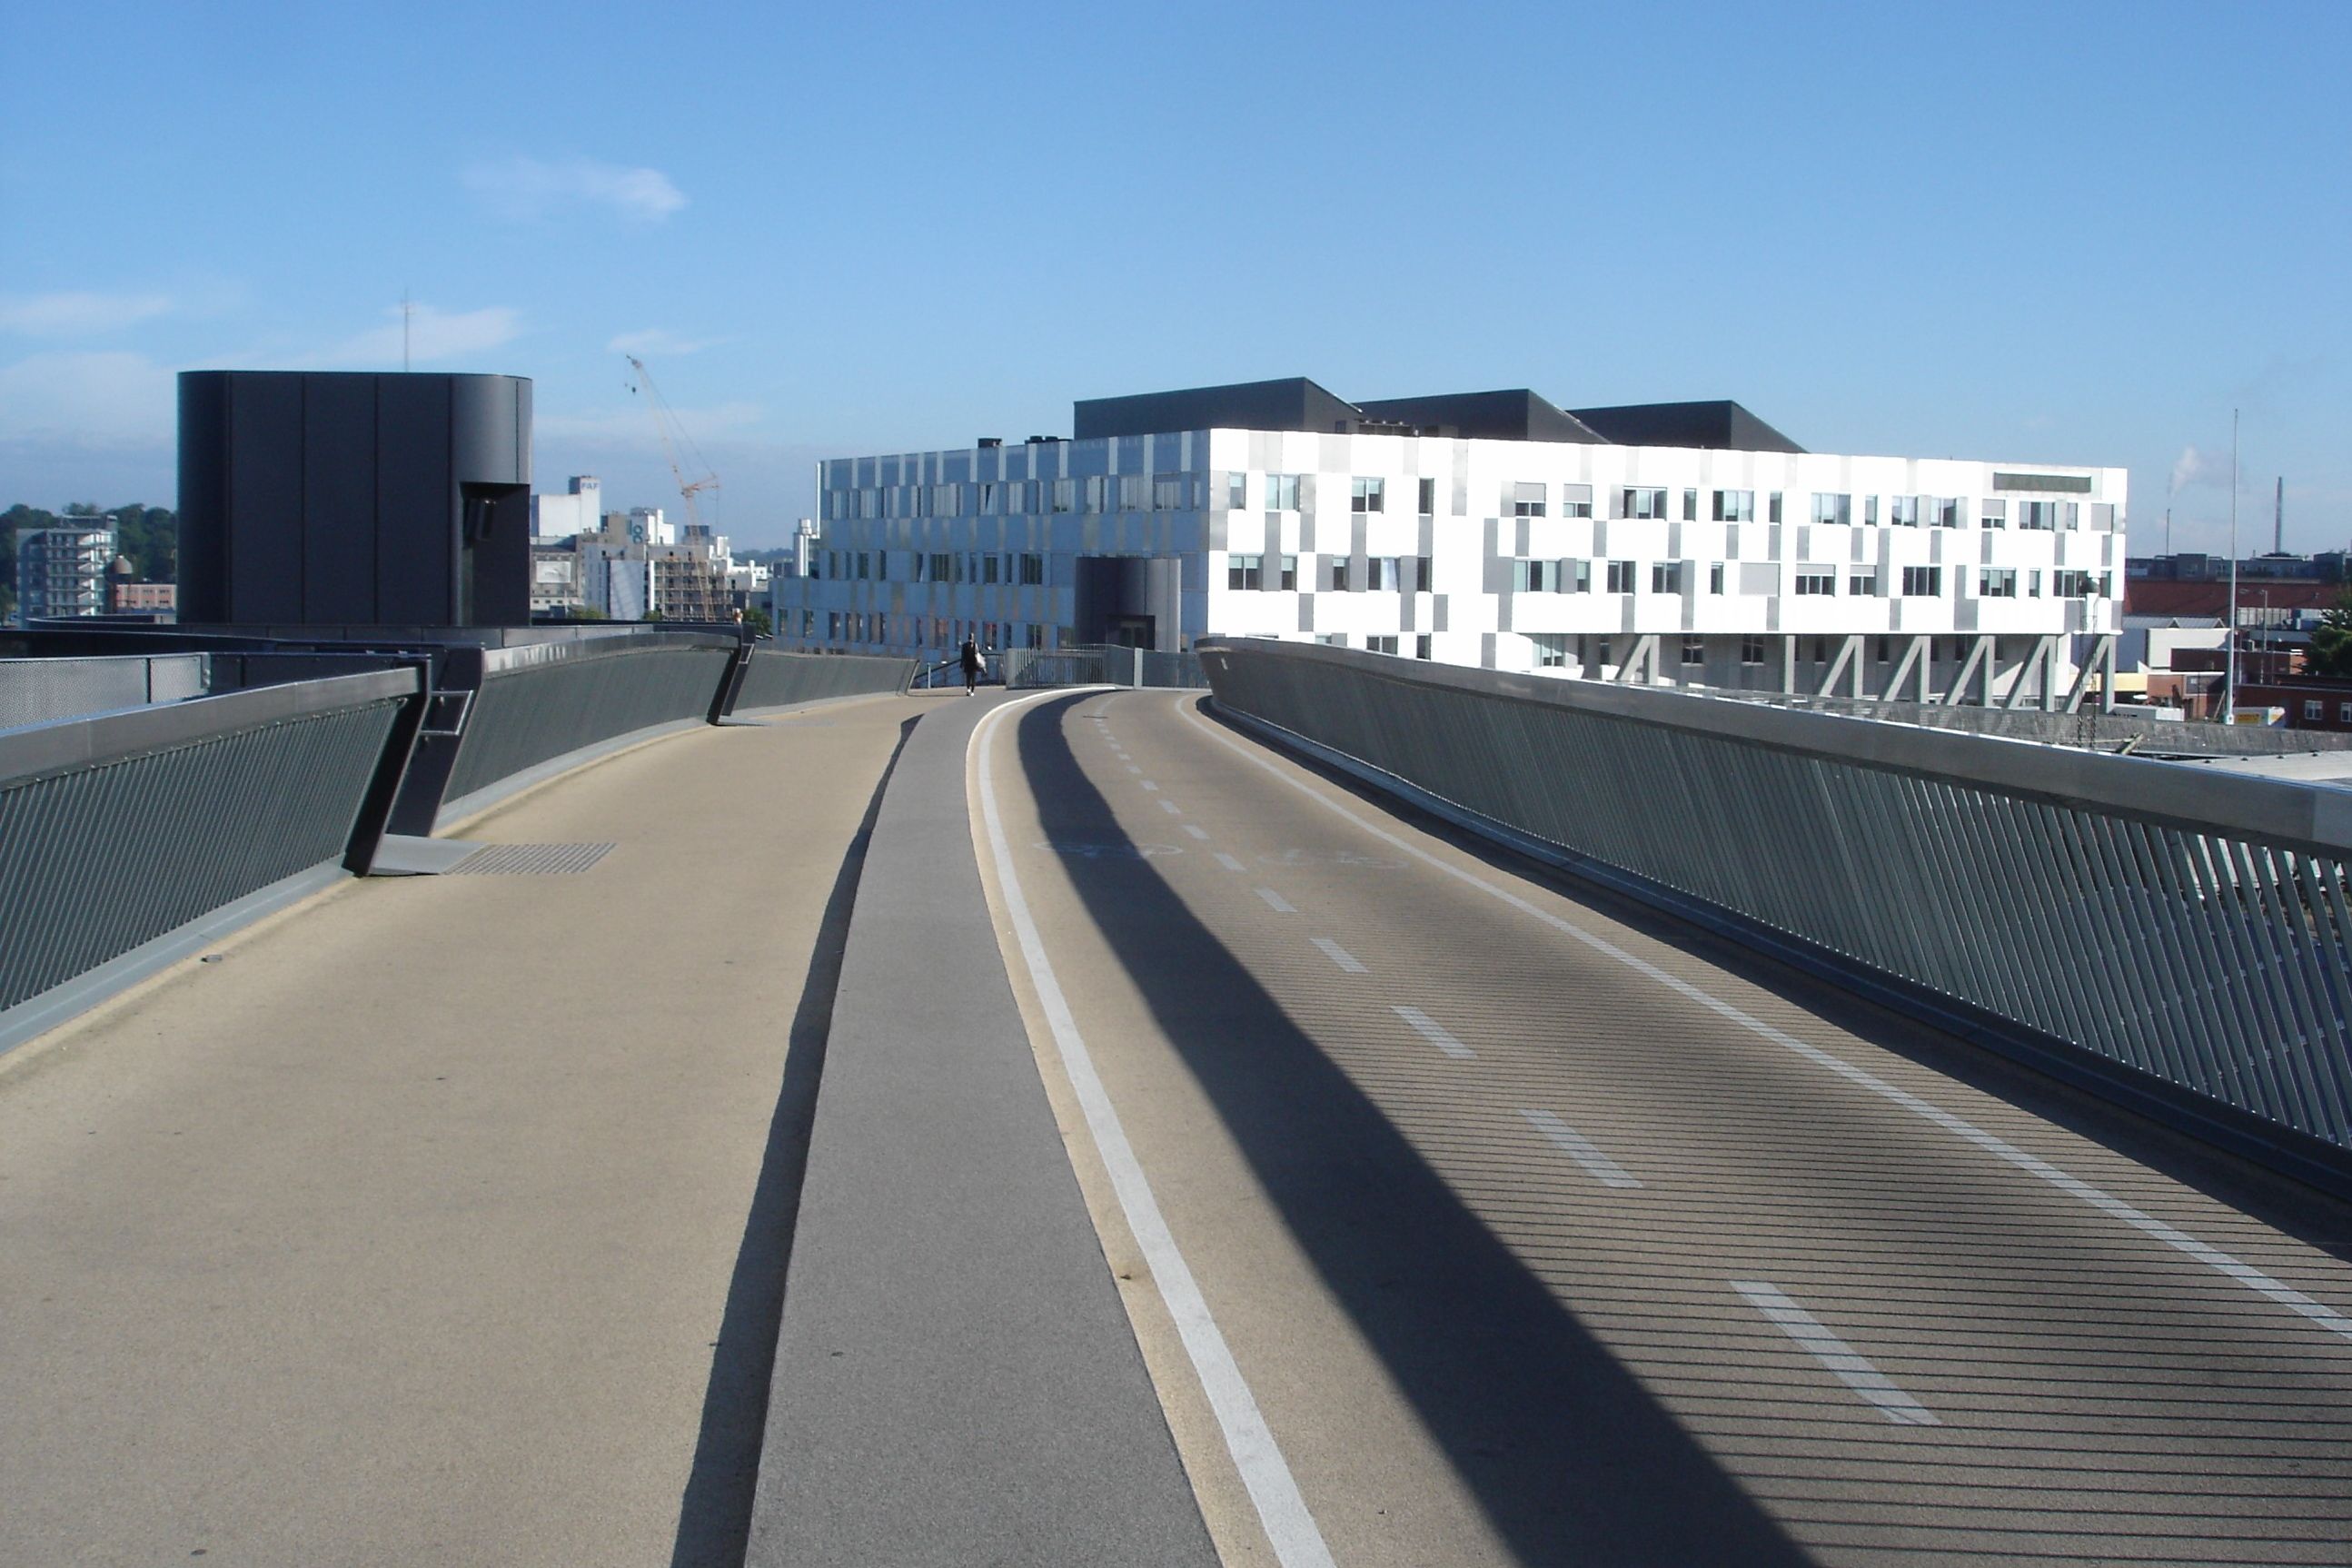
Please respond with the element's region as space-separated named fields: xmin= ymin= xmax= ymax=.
xmin=8 ymin=682 xmax=2352 ymax=1567
xmin=0 ymin=693 xmax=920 ymax=1566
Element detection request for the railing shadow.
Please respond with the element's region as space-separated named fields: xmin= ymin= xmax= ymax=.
xmin=1010 ymin=695 xmax=1818 ymax=1566
xmin=668 ymin=715 xmax=919 ymax=1568
xmin=1185 ymin=699 xmax=2352 ymax=1271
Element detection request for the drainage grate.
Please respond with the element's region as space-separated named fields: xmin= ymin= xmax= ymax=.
xmin=447 ymin=842 xmax=616 ymax=876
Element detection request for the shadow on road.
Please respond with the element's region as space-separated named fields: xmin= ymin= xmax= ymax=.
xmin=1013 ymin=693 xmax=1817 ymax=1567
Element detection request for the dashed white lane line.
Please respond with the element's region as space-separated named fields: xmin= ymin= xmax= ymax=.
xmin=1142 ymin=780 xmax=1161 ymax=792
xmin=1176 ymin=699 xmax=2352 ymax=1346
xmin=1183 ymin=825 xmax=1210 ymax=840
xmin=975 ymin=697 xmax=1335 ymax=1568
xmin=1255 ymin=887 xmax=1296 ymax=913
xmin=1158 ymin=799 xmax=1183 ymax=816
xmin=1127 ymin=765 xmax=1144 ymax=775
xmin=1732 ymin=1281 xmax=1939 ymax=1425
xmin=1311 ymin=938 xmax=1367 ymax=975
xmin=1393 ymin=1005 xmax=1475 ymax=1061
xmin=1519 ymin=1107 xmax=1640 ymax=1186
xmin=1213 ymin=852 xmax=1246 ymax=873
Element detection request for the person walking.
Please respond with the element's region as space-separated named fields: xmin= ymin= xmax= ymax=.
xmin=959 ymin=635 xmax=983 ymax=695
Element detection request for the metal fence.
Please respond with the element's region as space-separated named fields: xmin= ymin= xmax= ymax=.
xmin=1002 ymin=645 xmax=1208 ymax=690
xmin=0 ymin=655 xmax=208 ymax=730
xmin=0 ymin=670 xmax=416 ymax=1022
xmin=734 ymin=648 xmax=915 ymax=710
xmin=1199 ymin=638 xmax=2352 ymax=1187
xmin=439 ymin=632 xmax=739 ymax=817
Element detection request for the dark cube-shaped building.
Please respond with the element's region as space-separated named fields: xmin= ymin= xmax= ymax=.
xmin=178 ymin=372 xmax=533 ymax=627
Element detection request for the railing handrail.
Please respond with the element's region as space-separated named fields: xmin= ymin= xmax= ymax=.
xmin=480 ymin=627 xmax=740 ymax=676
xmin=1197 ymin=637 xmax=2352 ymax=858
xmin=0 ymin=667 xmax=421 ymax=787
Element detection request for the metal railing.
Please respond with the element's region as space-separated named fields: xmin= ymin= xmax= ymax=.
xmin=0 ymin=654 xmax=208 ymax=729
xmin=434 ymin=631 xmax=741 ymax=824
xmin=1002 ymin=645 xmax=1208 ymax=690
xmin=0 ymin=670 xmax=417 ymax=1038
xmin=734 ymin=647 xmax=917 ymax=710
xmin=1199 ymin=638 xmax=2352 ymax=1192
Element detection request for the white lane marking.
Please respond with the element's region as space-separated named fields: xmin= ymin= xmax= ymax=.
xmin=1311 ymin=938 xmax=1367 ymax=975
xmin=1213 ymin=851 xmax=1247 ymax=873
xmin=1519 ymin=1107 xmax=1640 ymax=1186
xmin=1183 ymin=825 xmax=1210 ymax=840
xmin=1255 ymin=887 xmax=1296 ymax=913
xmin=1158 ymin=799 xmax=1182 ymax=815
xmin=975 ymin=697 xmax=1336 ymax=1568
xmin=1176 ymin=699 xmax=2352 ymax=1345
xmin=1127 ymin=765 xmax=1144 ymax=775
xmin=1393 ymin=1004 xmax=1476 ymax=1061
xmin=1142 ymin=780 xmax=1161 ymax=792
xmin=1732 ymin=1281 xmax=1939 ymax=1425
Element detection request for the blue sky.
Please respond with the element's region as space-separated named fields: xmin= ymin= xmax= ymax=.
xmin=2 ymin=0 xmax=2344 ymax=552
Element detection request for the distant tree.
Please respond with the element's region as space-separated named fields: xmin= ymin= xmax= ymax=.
xmin=643 ymin=609 xmax=665 ymax=622
xmin=742 ymin=606 xmax=772 ymax=637
xmin=566 ymin=605 xmax=608 ymax=621
xmin=2310 ymin=592 xmax=2352 ymax=679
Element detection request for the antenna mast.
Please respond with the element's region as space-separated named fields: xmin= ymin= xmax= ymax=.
xmin=402 ymin=290 xmax=412 ymax=373
xmin=2225 ymin=410 xmax=2239 ymax=724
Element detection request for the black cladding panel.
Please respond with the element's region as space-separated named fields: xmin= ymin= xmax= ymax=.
xmin=175 ymin=372 xmax=230 ymax=623
xmin=225 ymin=374 xmax=305 ymax=622
xmin=375 ymin=375 xmax=454 ymax=624
xmin=302 ymin=374 xmax=378 ymax=621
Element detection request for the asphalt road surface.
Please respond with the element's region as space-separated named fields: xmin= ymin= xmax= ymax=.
xmin=975 ymin=688 xmax=2352 ymax=1568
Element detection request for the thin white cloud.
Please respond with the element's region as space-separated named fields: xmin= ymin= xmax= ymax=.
xmin=0 ymin=351 xmax=177 ymax=447
xmin=462 ymin=156 xmax=687 ymax=223
xmin=299 ymin=303 xmax=523 ymax=369
xmin=2170 ymin=443 xmax=2233 ymax=494
xmin=607 ymin=328 xmax=725 ymax=357
xmin=0 ymin=291 xmax=174 ymax=338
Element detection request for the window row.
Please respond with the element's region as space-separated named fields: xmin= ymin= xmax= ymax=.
xmin=1507 ymin=559 xmax=2111 ymax=599
xmin=1226 ymin=553 xmax=1436 ymax=592
xmin=807 ymin=549 xmax=1047 ymax=586
xmin=806 ymin=610 xmax=1050 ymax=651
xmin=1512 ymin=485 xmax=2112 ymax=531
xmin=824 ymin=474 xmax=1206 ymax=521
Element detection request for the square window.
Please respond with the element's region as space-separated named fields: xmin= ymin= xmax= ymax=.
xmin=1512 ymin=481 xmax=1547 ymax=518
xmin=1681 ymin=636 xmax=1704 ymax=666
xmin=1712 ymin=490 xmax=1754 ymax=522
xmin=1562 ymin=483 xmax=1593 ymax=519
xmin=1351 ymin=477 xmax=1385 ymax=513
xmin=1741 ymin=635 xmax=1765 ymax=666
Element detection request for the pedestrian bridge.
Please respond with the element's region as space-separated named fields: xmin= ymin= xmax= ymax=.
xmin=3 ymin=630 xmax=2348 ymax=1567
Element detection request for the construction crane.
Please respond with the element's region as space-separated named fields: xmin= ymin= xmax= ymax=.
xmin=624 ymin=355 xmax=721 ymax=534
